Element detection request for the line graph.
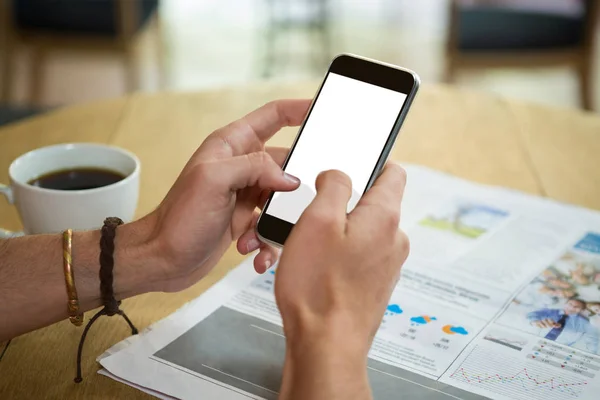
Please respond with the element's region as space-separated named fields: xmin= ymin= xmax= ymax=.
xmin=452 ymin=367 xmax=587 ymax=395
xmin=449 ymin=346 xmax=589 ymax=400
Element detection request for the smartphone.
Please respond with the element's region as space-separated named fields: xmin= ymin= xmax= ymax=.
xmin=257 ymin=54 xmax=420 ymax=247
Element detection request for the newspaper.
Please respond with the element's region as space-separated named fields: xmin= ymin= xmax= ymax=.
xmin=99 ymin=164 xmax=600 ymax=400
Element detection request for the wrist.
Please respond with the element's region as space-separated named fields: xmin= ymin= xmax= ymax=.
xmin=112 ymin=214 xmax=166 ymax=297
xmin=73 ymin=214 xmax=164 ymax=309
xmin=281 ymin=313 xmax=372 ymax=400
xmin=286 ymin=322 xmax=370 ymax=373
xmin=285 ymin=309 xmax=374 ymax=359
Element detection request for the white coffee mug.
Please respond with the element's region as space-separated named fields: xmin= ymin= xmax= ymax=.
xmin=0 ymin=143 xmax=140 ymax=237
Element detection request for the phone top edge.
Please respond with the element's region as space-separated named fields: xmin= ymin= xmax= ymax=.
xmin=332 ymin=53 xmax=421 ymax=81
xmin=329 ymin=53 xmax=420 ymax=94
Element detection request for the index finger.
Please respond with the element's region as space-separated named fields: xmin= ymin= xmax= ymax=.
xmin=210 ymin=99 xmax=310 ymax=156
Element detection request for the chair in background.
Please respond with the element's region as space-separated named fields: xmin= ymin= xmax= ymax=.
xmin=445 ymin=0 xmax=599 ymax=111
xmin=0 ymin=1 xmax=45 ymax=126
xmin=0 ymin=0 xmax=164 ymax=106
xmin=0 ymin=105 xmax=45 ymax=126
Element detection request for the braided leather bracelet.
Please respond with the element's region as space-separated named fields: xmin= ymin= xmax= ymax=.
xmin=74 ymin=217 xmax=138 ymax=383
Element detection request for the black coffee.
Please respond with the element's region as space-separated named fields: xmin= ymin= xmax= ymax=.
xmin=28 ymin=167 xmax=126 ymax=191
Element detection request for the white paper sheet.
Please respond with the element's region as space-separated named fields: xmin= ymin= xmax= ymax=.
xmin=99 ymin=164 xmax=600 ymax=400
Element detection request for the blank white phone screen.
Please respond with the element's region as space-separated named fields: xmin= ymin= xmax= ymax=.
xmin=265 ymin=72 xmax=407 ymax=224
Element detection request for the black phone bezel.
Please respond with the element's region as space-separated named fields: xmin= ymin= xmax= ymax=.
xmin=257 ymin=54 xmax=418 ymax=246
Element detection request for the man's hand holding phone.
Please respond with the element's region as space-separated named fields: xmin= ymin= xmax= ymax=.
xmin=276 ymin=165 xmax=410 ymax=400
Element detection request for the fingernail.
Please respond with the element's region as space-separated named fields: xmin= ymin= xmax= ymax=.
xmin=247 ymin=238 xmax=260 ymax=253
xmin=264 ymin=259 xmax=271 ymax=271
xmin=283 ymin=172 xmax=300 ymax=184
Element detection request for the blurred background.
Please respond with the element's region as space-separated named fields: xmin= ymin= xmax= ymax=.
xmin=0 ymin=0 xmax=598 ymax=122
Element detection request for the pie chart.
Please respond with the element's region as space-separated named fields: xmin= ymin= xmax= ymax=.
xmin=442 ymin=325 xmax=469 ymax=335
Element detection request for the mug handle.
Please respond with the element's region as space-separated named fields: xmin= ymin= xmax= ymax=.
xmin=0 ymin=183 xmax=24 ymax=238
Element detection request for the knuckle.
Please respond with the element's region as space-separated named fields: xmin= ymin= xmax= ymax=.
xmin=385 ymin=209 xmax=401 ymax=231
xmin=369 ymin=203 xmax=400 ymax=232
xmin=244 ymin=151 xmax=275 ymax=185
xmin=262 ymin=100 xmax=285 ymax=124
xmin=204 ymin=131 xmax=237 ymax=158
xmin=263 ymin=100 xmax=278 ymax=110
xmin=304 ymin=208 xmax=339 ymax=230
xmin=193 ymin=161 xmax=214 ymax=182
xmin=228 ymin=118 xmax=247 ymax=132
xmin=246 ymin=151 xmax=270 ymax=170
xmin=396 ymin=230 xmax=410 ymax=257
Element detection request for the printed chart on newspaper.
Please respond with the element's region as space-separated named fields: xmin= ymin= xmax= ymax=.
xmin=100 ymin=165 xmax=600 ymax=400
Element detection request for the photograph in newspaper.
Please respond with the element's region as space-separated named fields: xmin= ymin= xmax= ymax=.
xmin=418 ymin=201 xmax=509 ymax=239
xmin=408 ymin=199 xmax=512 ymax=266
xmin=497 ymin=233 xmax=600 ymax=355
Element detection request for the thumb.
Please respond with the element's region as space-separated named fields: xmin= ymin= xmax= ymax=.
xmin=217 ymin=151 xmax=300 ymax=192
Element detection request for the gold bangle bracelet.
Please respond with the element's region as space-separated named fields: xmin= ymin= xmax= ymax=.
xmin=63 ymin=229 xmax=84 ymax=326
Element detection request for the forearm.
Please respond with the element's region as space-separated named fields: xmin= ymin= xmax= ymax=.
xmin=280 ymin=327 xmax=372 ymax=400
xmin=0 ymin=218 xmax=159 ymax=341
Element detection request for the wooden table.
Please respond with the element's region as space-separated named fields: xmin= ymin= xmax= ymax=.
xmin=0 ymin=83 xmax=599 ymax=399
